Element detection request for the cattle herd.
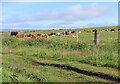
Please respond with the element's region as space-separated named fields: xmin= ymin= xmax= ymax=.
xmin=87 ymin=29 xmax=119 ymax=33
xmin=10 ymin=29 xmax=119 ymax=39
xmin=10 ymin=31 xmax=76 ymax=39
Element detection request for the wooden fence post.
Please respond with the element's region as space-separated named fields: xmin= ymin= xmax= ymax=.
xmin=76 ymin=31 xmax=78 ymax=42
xmin=94 ymin=29 xmax=99 ymax=45
xmin=60 ymin=33 xmax=62 ymax=41
xmin=47 ymin=35 xmax=49 ymax=41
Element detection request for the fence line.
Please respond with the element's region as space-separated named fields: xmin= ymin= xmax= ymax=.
xmin=15 ymin=30 xmax=101 ymax=45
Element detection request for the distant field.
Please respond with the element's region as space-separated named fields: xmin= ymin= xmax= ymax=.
xmin=1 ymin=26 xmax=119 ymax=82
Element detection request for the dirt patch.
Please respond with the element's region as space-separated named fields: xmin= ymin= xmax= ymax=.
xmin=12 ymin=63 xmax=23 ymax=67
xmin=30 ymin=59 xmax=120 ymax=83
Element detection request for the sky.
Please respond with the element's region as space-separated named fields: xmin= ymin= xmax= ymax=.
xmin=1 ymin=2 xmax=118 ymax=30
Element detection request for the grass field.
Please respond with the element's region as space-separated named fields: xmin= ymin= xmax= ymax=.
xmin=1 ymin=26 xmax=119 ymax=82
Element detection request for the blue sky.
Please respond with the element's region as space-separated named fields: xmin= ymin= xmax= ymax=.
xmin=2 ymin=2 xmax=118 ymax=30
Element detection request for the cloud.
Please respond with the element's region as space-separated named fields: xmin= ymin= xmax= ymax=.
xmin=2 ymin=22 xmax=117 ymax=31
xmin=5 ymin=3 xmax=112 ymax=23
xmin=85 ymin=23 xmax=117 ymax=27
xmin=2 ymin=22 xmax=82 ymax=30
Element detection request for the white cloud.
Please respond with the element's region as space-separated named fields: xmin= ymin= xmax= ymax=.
xmin=2 ymin=22 xmax=117 ymax=31
xmin=6 ymin=3 xmax=112 ymax=23
xmin=85 ymin=23 xmax=117 ymax=27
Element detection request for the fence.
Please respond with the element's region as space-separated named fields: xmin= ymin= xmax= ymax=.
xmin=94 ymin=29 xmax=99 ymax=45
xmin=45 ymin=30 xmax=99 ymax=45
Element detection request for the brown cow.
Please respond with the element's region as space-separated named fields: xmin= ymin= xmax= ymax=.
xmin=31 ymin=34 xmax=36 ymax=39
xmin=111 ymin=29 xmax=117 ymax=32
xmin=65 ymin=32 xmax=70 ymax=35
xmin=11 ymin=32 xmax=18 ymax=36
xmin=41 ymin=34 xmax=47 ymax=37
xmin=87 ymin=30 xmax=95 ymax=33
xmin=101 ymin=29 xmax=109 ymax=32
xmin=47 ymin=33 xmax=52 ymax=36
xmin=37 ymin=33 xmax=42 ymax=36
xmin=36 ymin=36 xmax=43 ymax=39
xmin=16 ymin=34 xmax=24 ymax=38
xmin=105 ymin=29 xmax=109 ymax=32
xmin=71 ymin=31 xmax=75 ymax=33
xmin=51 ymin=32 xmax=56 ymax=35
xmin=50 ymin=32 xmax=56 ymax=36
xmin=62 ymin=32 xmax=66 ymax=35
xmin=47 ymin=32 xmax=56 ymax=36
xmin=25 ymin=34 xmax=32 ymax=37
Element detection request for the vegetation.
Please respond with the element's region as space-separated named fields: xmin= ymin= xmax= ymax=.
xmin=1 ymin=26 xmax=119 ymax=82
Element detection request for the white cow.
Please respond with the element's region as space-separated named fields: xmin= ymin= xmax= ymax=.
xmin=56 ymin=33 xmax=61 ymax=36
xmin=69 ymin=31 xmax=72 ymax=33
xmin=72 ymin=35 xmax=76 ymax=38
xmin=79 ymin=31 xmax=81 ymax=33
xmin=51 ymin=35 xmax=55 ymax=36
xmin=61 ymin=32 xmax=65 ymax=35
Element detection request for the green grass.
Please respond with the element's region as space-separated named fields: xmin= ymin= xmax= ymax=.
xmin=1 ymin=26 xmax=119 ymax=82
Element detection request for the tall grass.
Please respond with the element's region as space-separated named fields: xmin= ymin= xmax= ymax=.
xmin=2 ymin=31 xmax=118 ymax=68
xmin=2 ymin=26 xmax=119 ymax=82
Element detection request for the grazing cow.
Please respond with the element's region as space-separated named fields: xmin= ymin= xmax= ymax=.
xmin=105 ymin=30 xmax=109 ymax=32
xmin=93 ymin=30 xmax=95 ymax=32
xmin=51 ymin=34 xmax=55 ymax=36
xmin=79 ymin=31 xmax=81 ymax=33
xmin=111 ymin=29 xmax=117 ymax=32
xmin=69 ymin=31 xmax=72 ymax=33
xmin=71 ymin=31 xmax=75 ymax=33
xmin=25 ymin=34 xmax=32 ymax=37
xmin=36 ymin=36 xmax=43 ymax=39
xmin=16 ymin=34 xmax=24 ymax=38
xmin=87 ymin=30 xmax=95 ymax=33
xmin=105 ymin=29 xmax=109 ymax=31
xmin=31 ymin=34 xmax=36 ymax=39
xmin=87 ymin=30 xmax=91 ymax=33
xmin=100 ymin=30 xmax=103 ymax=32
xmin=118 ymin=29 xmax=120 ymax=31
xmin=41 ymin=34 xmax=47 ymax=37
xmin=101 ymin=29 xmax=109 ymax=32
xmin=101 ymin=29 xmax=105 ymax=32
xmin=11 ymin=32 xmax=18 ymax=36
xmin=37 ymin=33 xmax=42 ymax=36
xmin=47 ymin=32 xmax=56 ymax=36
xmin=56 ymin=33 xmax=61 ymax=36
xmin=47 ymin=33 xmax=52 ymax=36
xmin=65 ymin=32 xmax=70 ymax=35
xmin=51 ymin=32 xmax=56 ymax=36
xmin=72 ymin=35 xmax=76 ymax=38
xmin=62 ymin=31 xmax=66 ymax=35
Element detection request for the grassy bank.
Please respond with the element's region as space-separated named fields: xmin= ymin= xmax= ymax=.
xmin=2 ymin=26 xmax=119 ymax=82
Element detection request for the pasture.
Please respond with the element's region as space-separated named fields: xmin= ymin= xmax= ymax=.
xmin=1 ymin=26 xmax=119 ymax=82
